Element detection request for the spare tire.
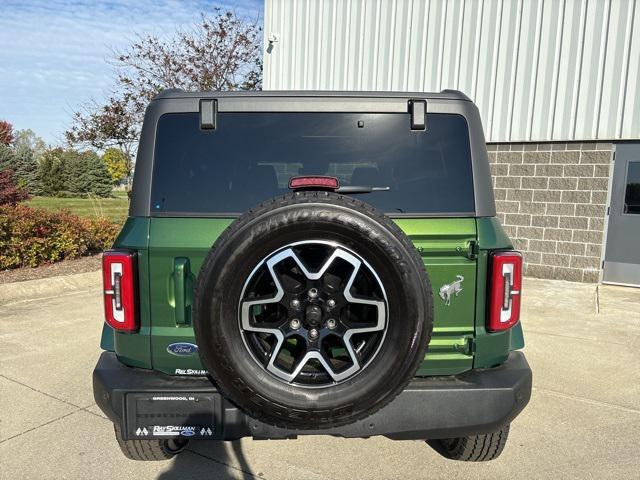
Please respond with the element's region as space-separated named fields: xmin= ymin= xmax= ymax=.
xmin=193 ymin=191 xmax=433 ymax=429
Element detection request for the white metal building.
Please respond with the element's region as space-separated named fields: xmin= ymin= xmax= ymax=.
xmin=262 ymin=0 xmax=640 ymax=285
xmin=263 ymin=0 xmax=639 ymax=143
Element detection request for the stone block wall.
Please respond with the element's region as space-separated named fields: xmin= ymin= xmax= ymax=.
xmin=487 ymin=142 xmax=613 ymax=283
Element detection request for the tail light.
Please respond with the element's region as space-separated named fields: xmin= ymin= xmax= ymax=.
xmin=488 ymin=251 xmax=522 ymax=332
xmin=102 ymin=250 xmax=138 ymax=332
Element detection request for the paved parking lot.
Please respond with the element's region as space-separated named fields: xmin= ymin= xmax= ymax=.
xmin=1 ymin=272 xmax=639 ymax=479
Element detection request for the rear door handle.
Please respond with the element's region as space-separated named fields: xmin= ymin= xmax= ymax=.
xmin=169 ymin=257 xmax=193 ymax=326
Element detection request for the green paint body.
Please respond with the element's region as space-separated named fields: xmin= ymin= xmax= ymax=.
xmin=102 ymin=215 xmax=523 ymax=376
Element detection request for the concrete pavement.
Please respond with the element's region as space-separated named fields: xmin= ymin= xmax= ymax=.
xmin=1 ymin=273 xmax=639 ymax=479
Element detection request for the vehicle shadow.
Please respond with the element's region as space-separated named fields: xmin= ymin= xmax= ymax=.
xmin=157 ymin=439 xmax=257 ymax=480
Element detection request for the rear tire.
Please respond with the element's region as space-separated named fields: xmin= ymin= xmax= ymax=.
xmin=428 ymin=425 xmax=510 ymax=462
xmin=113 ymin=424 xmax=188 ymax=461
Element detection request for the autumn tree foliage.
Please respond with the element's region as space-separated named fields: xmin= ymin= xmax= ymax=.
xmin=101 ymin=148 xmax=131 ymax=185
xmin=66 ymin=10 xmax=262 ymax=157
xmin=0 ymin=120 xmax=14 ymax=146
xmin=0 ymin=168 xmax=29 ymax=205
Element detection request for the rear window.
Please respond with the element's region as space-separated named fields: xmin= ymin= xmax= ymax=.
xmin=151 ymin=112 xmax=475 ymax=215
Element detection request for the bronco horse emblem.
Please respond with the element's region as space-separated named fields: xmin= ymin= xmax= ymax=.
xmin=439 ymin=275 xmax=464 ymax=306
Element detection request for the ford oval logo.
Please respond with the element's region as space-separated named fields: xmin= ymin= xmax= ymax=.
xmin=180 ymin=429 xmax=196 ymax=437
xmin=167 ymin=342 xmax=198 ymax=356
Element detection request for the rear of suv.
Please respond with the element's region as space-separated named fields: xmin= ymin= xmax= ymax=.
xmin=93 ymin=90 xmax=531 ymax=462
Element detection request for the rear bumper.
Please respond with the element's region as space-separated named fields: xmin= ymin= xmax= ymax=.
xmin=93 ymin=351 xmax=531 ymax=441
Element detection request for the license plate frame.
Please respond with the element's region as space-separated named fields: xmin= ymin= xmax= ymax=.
xmin=124 ymin=392 xmax=220 ymax=440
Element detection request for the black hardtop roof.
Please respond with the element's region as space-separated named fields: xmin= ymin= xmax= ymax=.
xmin=153 ymin=88 xmax=471 ymax=102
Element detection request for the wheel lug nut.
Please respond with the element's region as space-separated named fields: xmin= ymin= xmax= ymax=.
xmin=308 ymin=288 xmax=318 ymax=300
xmin=326 ymin=298 xmax=336 ymax=309
xmin=309 ymin=328 xmax=319 ymax=339
xmin=290 ymin=299 xmax=301 ymax=309
xmin=289 ymin=318 xmax=301 ymax=330
xmin=326 ymin=318 xmax=337 ymax=330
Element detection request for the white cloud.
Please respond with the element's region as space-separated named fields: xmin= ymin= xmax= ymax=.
xmin=0 ymin=0 xmax=262 ymax=144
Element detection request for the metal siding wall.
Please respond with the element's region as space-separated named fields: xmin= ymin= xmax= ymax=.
xmin=264 ymin=0 xmax=640 ymax=143
xmin=619 ymin=0 xmax=640 ymax=138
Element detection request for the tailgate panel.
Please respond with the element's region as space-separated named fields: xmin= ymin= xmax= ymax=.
xmin=144 ymin=217 xmax=477 ymax=376
xmin=395 ymin=219 xmax=477 ymax=375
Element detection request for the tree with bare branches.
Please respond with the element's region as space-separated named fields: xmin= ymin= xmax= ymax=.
xmin=66 ymin=9 xmax=262 ymax=158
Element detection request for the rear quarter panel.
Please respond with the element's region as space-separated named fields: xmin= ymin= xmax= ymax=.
xmin=106 ymin=217 xmax=152 ymax=368
xmin=473 ymin=217 xmax=525 ymax=368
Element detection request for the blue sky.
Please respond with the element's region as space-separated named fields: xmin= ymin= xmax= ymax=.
xmin=0 ymin=0 xmax=263 ymax=145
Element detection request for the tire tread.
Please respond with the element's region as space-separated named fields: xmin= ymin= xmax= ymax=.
xmin=429 ymin=425 xmax=510 ymax=462
xmin=113 ymin=424 xmax=185 ymax=461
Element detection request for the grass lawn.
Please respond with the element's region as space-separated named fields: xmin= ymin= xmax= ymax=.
xmin=26 ymin=191 xmax=129 ymax=224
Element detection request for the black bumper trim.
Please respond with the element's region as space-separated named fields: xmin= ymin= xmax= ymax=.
xmin=93 ymin=351 xmax=531 ymax=441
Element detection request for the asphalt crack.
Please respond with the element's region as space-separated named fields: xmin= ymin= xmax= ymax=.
xmin=0 ymin=373 xmax=96 ymax=413
xmin=0 ymin=288 xmax=98 ymax=308
xmin=0 ymin=409 xmax=80 ymax=445
xmin=0 ymin=373 xmax=107 ymax=442
xmin=533 ymin=386 xmax=640 ymax=414
xmin=523 ymin=329 xmax=629 ymax=346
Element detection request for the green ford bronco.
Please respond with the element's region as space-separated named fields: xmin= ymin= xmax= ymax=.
xmin=93 ymin=90 xmax=531 ymax=462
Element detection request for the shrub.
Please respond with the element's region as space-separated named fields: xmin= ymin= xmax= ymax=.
xmin=0 ymin=168 xmax=29 ymax=205
xmin=0 ymin=204 xmax=119 ymax=269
